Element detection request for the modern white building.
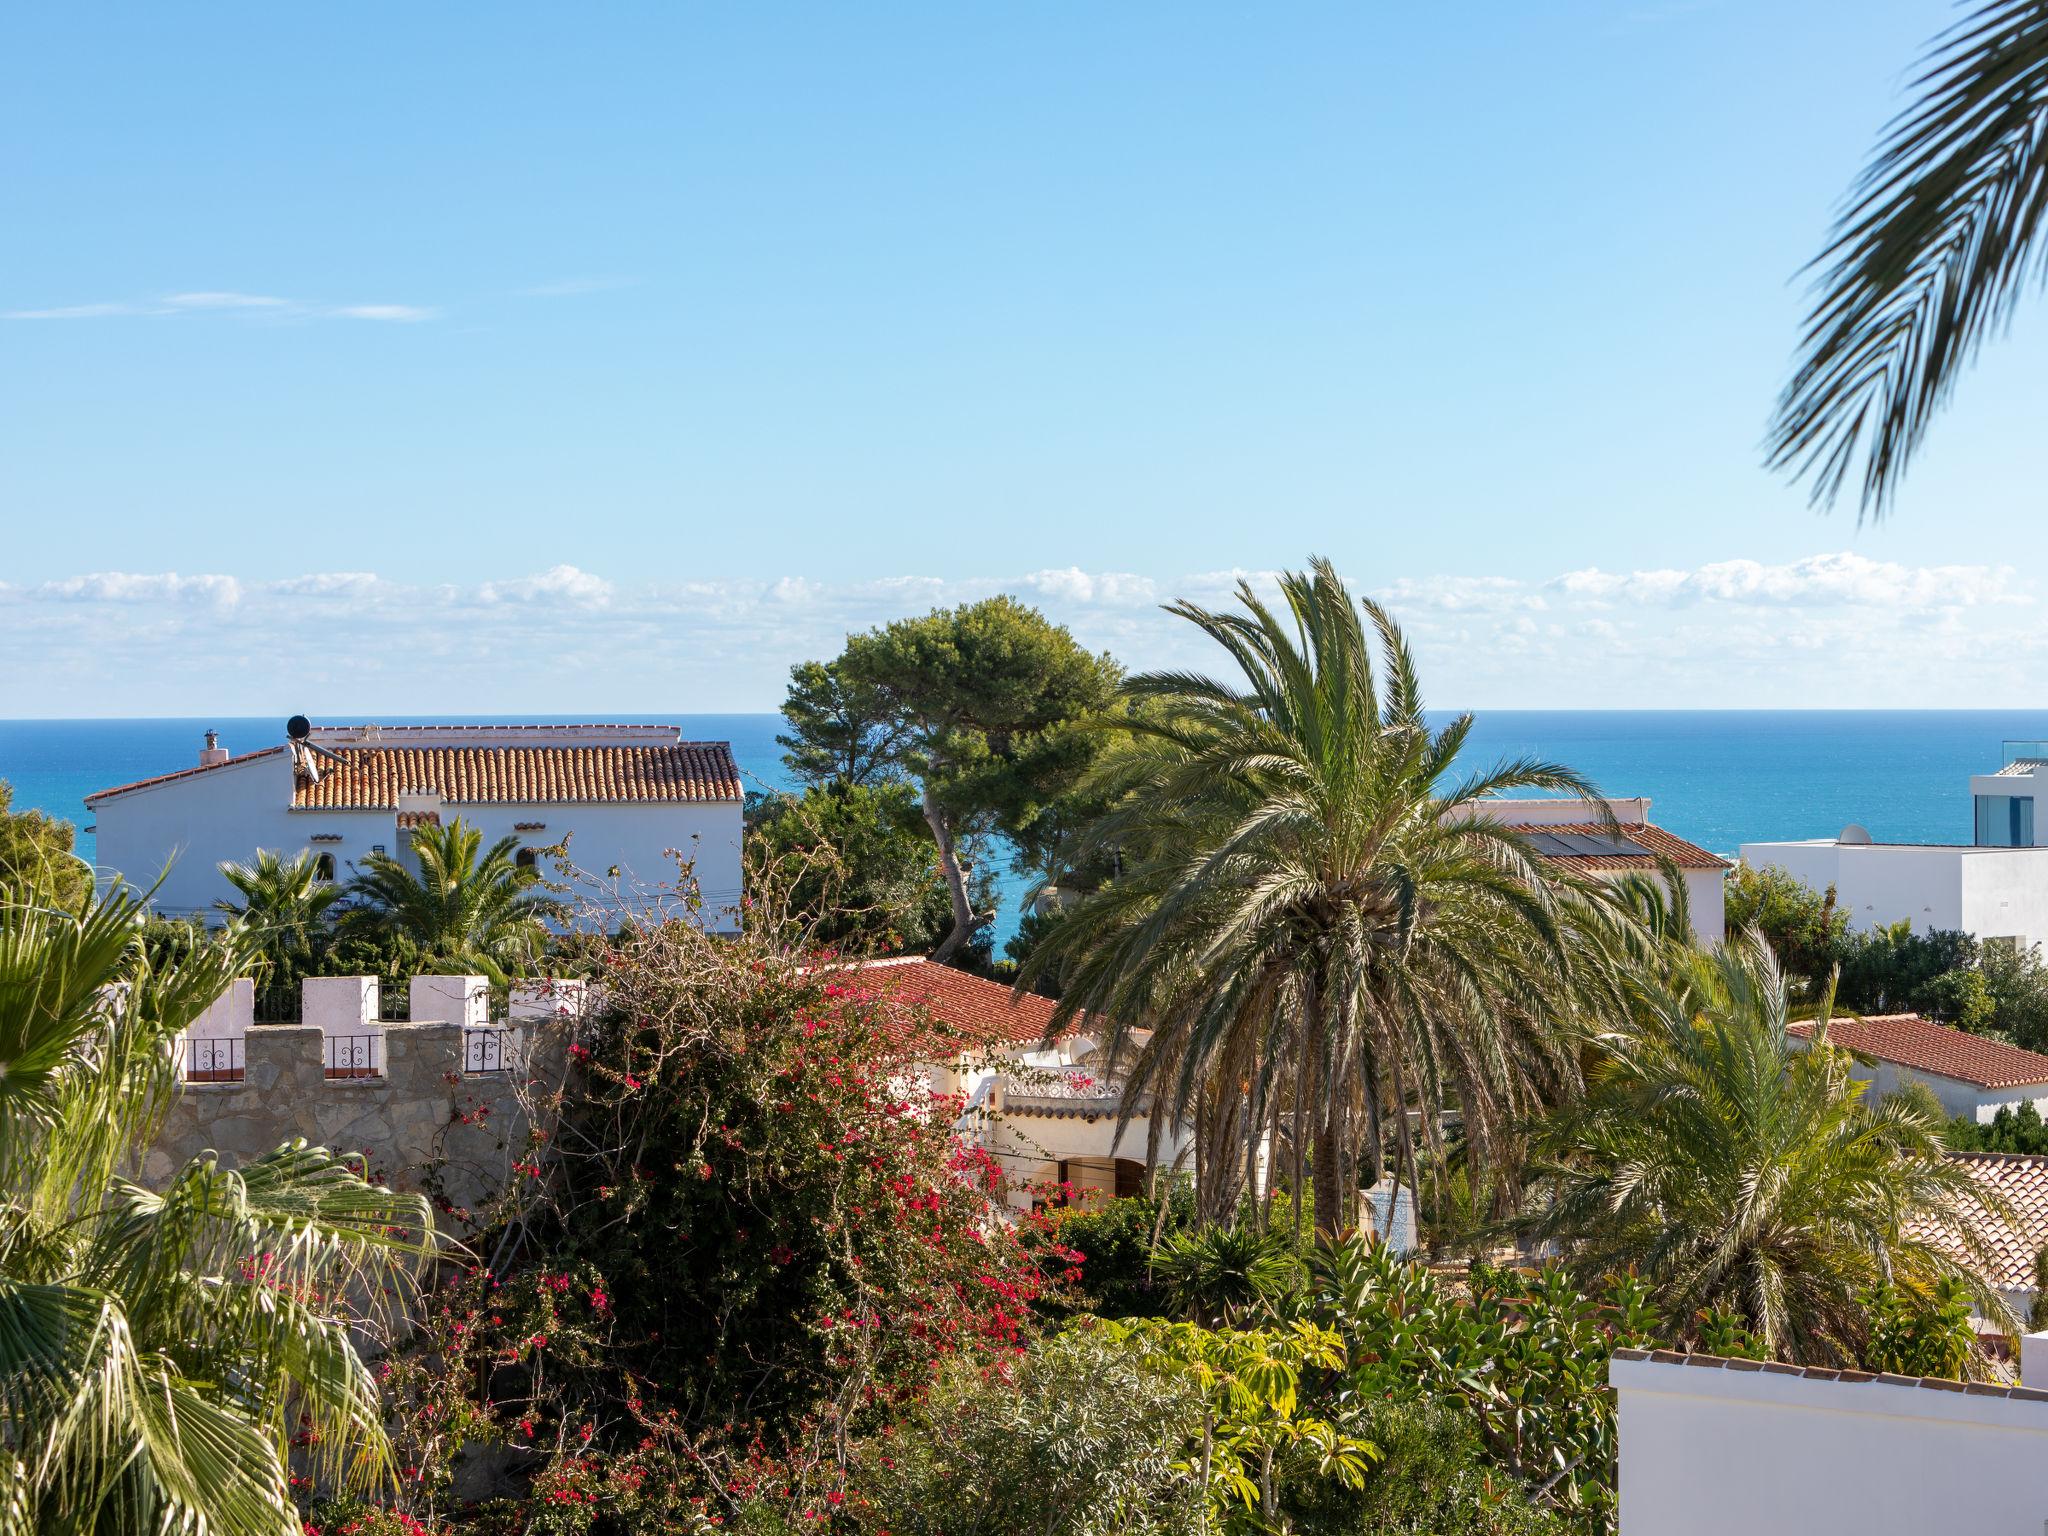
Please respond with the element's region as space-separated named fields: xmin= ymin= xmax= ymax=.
xmin=1610 ymin=1341 xmax=2048 ymax=1535
xmin=1786 ymin=1012 xmax=2048 ymax=1123
xmin=86 ymin=721 xmax=744 ymax=929
xmin=1475 ymin=797 xmax=1729 ymax=946
xmin=1742 ymin=742 xmax=2048 ymax=950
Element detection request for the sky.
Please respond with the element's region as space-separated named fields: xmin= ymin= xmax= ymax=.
xmin=4 ymin=0 xmax=2046 ymax=715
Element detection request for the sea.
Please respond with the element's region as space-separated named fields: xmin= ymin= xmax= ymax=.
xmin=7 ymin=710 xmax=2048 ymax=948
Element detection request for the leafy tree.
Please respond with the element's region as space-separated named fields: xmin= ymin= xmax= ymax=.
xmin=1046 ymin=1184 xmax=1195 ymax=1318
xmin=215 ymin=847 xmax=347 ymax=1010
xmin=1981 ymin=938 xmax=2048 ymax=1050
xmin=340 ymin=817 xmax=561 ymax=983
xmin=776 ymin=658 xmax=908 ymax=790
xmin=1835 ymin=921 xmax=1978 ymax=1015
xmin=0 ymin=879 xmax=435 ymax=1534
xmin=0 ymin=779 xmax=90 ymax=909
xmin=1529 ymin=937 xmax=2015 ymax=1362
xmin=1722 ymin=862 xmax=1846 ymax=994
xmin=817 ymin=595 xmax=1119 ymax=963
xmin=1032 ymin=559 xmax=1637 ymax=1227
xmin=1769 ymin=0 xmax=2048 ymax=517
xmin=745 ymin=781 xmax=992 ymax=958
xmin=1918 ymin=965 xmax=1998 ymax=1033
xmin=1947 ymin=1098 xmax=2048 ymax=1154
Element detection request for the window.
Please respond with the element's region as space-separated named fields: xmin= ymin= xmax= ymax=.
xmin=516 ymin=847 xmax=539 ymax=870
xmin=1975 ymin=795 xmax=2037 ymax=847
xmin=313 ymin=852 xmax=335 ymax=882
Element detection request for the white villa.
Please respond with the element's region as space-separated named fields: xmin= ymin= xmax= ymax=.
xmin=86 ymin=721 xmax=744 ymax=929
xmin=1743 ymin=741 xmax=2048 ymax=950
xmin=1787 ymin=1011 xmax=2048 ymax=1124
xmin=845 ymin=956 xmax=1200 ymax=1211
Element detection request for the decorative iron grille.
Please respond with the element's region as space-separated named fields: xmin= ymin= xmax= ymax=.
xmin=180 ymin=1035 xmax=245 ymax=1084
xmin=324 ymin=1033 xmax=383 ymax=1080
xmin=462 ymin=1027 xmax=507 ymax=1075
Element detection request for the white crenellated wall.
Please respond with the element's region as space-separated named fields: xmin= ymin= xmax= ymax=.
xmin=411 ymin=974 xmax=489 ymax=1028
xmin=1612 ymin=1349 xmax=2048 ymax=1534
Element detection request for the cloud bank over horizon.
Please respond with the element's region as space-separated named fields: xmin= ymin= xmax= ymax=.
xmin=0 ymin=551 xmax=2029 ymax=716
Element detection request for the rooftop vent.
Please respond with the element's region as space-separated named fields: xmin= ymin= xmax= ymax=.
xmin=199 ymin=729 xmax=229 ymax=768
xmin=1839 ymin=824 xmax=1873 ymax=845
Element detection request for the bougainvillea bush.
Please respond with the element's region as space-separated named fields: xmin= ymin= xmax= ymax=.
xmin=355 ymin=917 xmax=1076 ymax=1533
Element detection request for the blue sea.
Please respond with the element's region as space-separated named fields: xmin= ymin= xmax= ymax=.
xmin=7 ymin=711 xmax=2048 ymax=947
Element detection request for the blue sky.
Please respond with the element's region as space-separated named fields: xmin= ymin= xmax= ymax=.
xmin=4 ymin=0 xmax=2045 ymax=714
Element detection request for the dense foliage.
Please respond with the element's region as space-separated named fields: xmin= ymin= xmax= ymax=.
xmin=0 ymin=777 xmax=90 ymax=908
xmin=1529 ymin=939 xmax=2014 ymax=1360
xmin=1728 ymin=861 xmax=2048 ymax=1046
xmin=0 ymin=880 xmax=434 ymax=1535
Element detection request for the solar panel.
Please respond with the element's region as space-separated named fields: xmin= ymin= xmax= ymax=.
xmin=1521 ymin=831 xmax=1648 ymax=859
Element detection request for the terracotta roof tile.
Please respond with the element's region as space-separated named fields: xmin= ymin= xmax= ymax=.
xmin=1912 ymin=1152 xmax=2048 ymax=1293
xmin=836 ymin=958 xmax=1075 ymax=1059
xmin=1789 ymin=1013 xmax=2048 ymax=1089
xmin=85 ymin=746 xmax=286 ymax=805
xmin=394 ymin=810 xmax=441 ymax=829
xmin=291 ymin=743 xmax=741 ymax=808
xmin=1498 ymin=820 xmax=1730 ymax=871
xmin=1611 ymin=1346 xmax=2041 ymax=1398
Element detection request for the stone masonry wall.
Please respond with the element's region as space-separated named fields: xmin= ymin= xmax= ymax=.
xmin=143 ymin=1020 xmax=566 ymax=1233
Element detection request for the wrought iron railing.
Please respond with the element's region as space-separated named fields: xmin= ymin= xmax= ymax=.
xmin=462 ymin=1027 xmax=507 ymax=1074
xmin=179 ymin=1035 xmax=245 ymax=1084
xmin=324 ymin=1033 xmax=383 ymax=1080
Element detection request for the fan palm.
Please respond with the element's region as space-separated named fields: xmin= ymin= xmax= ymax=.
xmin=216 ymin=847 xmax=346 ymax=1001
xmin=0 ymin=878 xmax=437 ymax=1535
xmin=1527 ymin=936 xmax=2014 ymax=1363
xmin=1030 ymin=559 xmax=1640 ymax=1230
xmin=1770 ymin=0 xmax=2048 ymax=517
xmin=341 ymin=818 xmax=563 ymax=983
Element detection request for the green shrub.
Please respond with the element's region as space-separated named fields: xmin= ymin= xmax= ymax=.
xmin=1048 ymin=1186 xmax=1196 ymax=1318
xmin=1279 ymin=1399 xmax=1578 ymax=1535
xmin=852 ymin=1325 xmax=1205 ymax=1536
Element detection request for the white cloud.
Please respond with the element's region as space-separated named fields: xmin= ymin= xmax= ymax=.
xmin=3 ymin=302 xmax=151 ymax=320
xmin=328 ymin=304 xmax=437 ymax=322
xmin=164 ymin=292 xmax=290 ymax=310
xmin=4 ymin=552 xmax=2043 ymax=714
xmin=35 ymin=572 xmax=242 ymax=607
xmin=3 ymin=292 xmax=440 ymax=324
xmin=476 ymin=565 xmax=614 ymax=606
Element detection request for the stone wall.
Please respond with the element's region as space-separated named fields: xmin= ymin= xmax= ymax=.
xmin=143 ymin=1018 xmax=565 ymax=1233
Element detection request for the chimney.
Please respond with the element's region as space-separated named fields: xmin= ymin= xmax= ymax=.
xmin=199 ymin=729 xmax=230 ymax=768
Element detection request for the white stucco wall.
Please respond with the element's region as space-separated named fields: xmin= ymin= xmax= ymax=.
xmin=1741 ymin=841 xmax=2048 ymax=950
xmin=1826 ymin=1052 xmax=2048 ymax=1123
xmin=89 ymin=751 xmax=743 ymax=932
xmin=1611 ymin=1353 xmax=2048 ymax=1535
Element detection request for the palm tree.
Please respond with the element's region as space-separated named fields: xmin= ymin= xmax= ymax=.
xmin=0 ymin=878 xmax=436 ymax=1534
xmin=1770 ymin=0 xmax=2048 ymax=517
xmin=1029 ymin=559 xmax=1639 ymax=1230
xmin=216 ymin=848 xmax=346 ymax=1005
xmin=1527 ymin=936 xmax=2014 ymax=1363
xmin=341 ymin=817 xmax=563 ymax=983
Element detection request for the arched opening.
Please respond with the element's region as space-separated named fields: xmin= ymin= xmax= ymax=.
xmin=313 ymin=852 xmax=335 ymax=882
xmin=515 ymin=847 xmax=539 ymax=871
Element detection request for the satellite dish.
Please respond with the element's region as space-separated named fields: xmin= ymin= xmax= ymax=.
xmin=1839 ymin=824 xmax=1873 ymax=845
xmin=286 ymin=715 xmax=312 ymax=742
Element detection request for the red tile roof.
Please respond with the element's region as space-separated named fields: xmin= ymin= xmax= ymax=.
xmin=1789 ymin=1013 xmax=2048 ymax=1089
xmin=838 ymin=957 xmax=1073 ymax=1059
xmin=1916 ymin=1153 xmax=2048 ymax=1293
xmin=394 ymin=810 xmax=442 ymax=829
xmin=291 ymin=743 xmax=742 ymax=808
xmin=84 ymin=746 xmax=287 ymax=805
xmin=1499 ymin=820 xmax=1730 ymax=871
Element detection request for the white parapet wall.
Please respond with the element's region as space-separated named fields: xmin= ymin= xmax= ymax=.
xmin=509 ymin=979 xmax=593 ymax=1021
xmin=411 ymin=974 xmax=489 ymax=1028
xmin=1611 ymin=1347 xmax=2048 ymax=1534
xmin=186 ymin=978 xmax=253 ymax=1040
xmin=304 ymin=975 xmax=378 ymax=1033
